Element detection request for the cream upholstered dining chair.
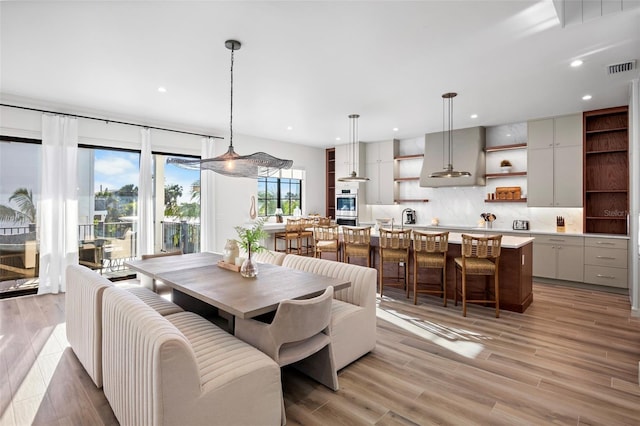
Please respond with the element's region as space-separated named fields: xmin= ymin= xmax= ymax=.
xmin=234 ymin=286 xmax=338 ymax=423
xmin=140 ymin=250 xmax=182 ymax=293
xmin=313 ymin=224 xmax=340 ymax=261
xmin=412 ymin=231 xmax=449 ymax=306
xmin=342 ymin=225 xmax=372 ymax=267
xmin=378 ymin=228 xmax=412 ymax=297
xmin=454 ymin=234 xmax=502 ymax=318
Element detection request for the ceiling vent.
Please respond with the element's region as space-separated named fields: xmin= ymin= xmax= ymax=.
xmin=607 ymin=60 xmax=636 ymax=75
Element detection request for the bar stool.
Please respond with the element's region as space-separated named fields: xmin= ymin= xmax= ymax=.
xmin=342 ymin=226 xmax=372 ymax=267
xmin=274 ymin=218 xmax=302 ymax=254
xmin=412 ymin=231 xmax=449 ymax=306
xmin=454 ymin=234 xmax=502 ymax=317
xmin=378 ymin=228 xmax=412 ymax=297
xmin=299 ymin=217 xmax=315 ymax=255
xmin=313 ymin=224 xmax=340 ymax=261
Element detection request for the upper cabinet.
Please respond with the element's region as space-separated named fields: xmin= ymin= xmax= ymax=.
xmin=365 ymin=140 xmax=396 ymax=205
xmin=583 ymin=106 xmax=629 ymax=235
xmin=527 ymin=114 xmax=582 ymax=207
xmin=419 ymin=126 xmax=486 ymax=187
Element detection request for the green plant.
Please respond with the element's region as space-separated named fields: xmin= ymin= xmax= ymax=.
xmin=500 ymin=159 xmax=512 ymax=167
xmin=234 ymin=218 xmax=268 ymax=255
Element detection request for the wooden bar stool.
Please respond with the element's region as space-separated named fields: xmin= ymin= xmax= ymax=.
xmin=274 ymin=218 xmax=302 ymax=254
xmin=454 ymin=234 xmax=502 ymax=317
xmin=342 ymin=226 xmax=372 ymax=267
xmin=313 ymin=225 xmax=340 ymax=261
xmin=412 ymin=231 xmax=449 ymax=306
xmin=298 ymin=217 xmax=315 ymax=255
xmin=378 ymin=228 xmax=412 ymax=297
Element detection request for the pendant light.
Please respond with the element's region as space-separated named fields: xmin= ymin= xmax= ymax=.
xmin=169 ymin=40 xmax=293 ymax=178
xmin=429 ymin=92 xmax=471 ymax=178
xmin=337 ymin=114 xmax=369 ymax=182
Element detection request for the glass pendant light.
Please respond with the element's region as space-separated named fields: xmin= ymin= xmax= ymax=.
xmin=429 ymin=92 xmax=471 ymax=178
xmin=337 ymin=114 xmax=369 ymax=182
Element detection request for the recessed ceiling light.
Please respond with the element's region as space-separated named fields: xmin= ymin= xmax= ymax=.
xmin=392 ymin=127 xmax=399 ymax=132
xmin=570 ymin=59 xmax=583 ymax=67
xmin=582 ymin=94 xmax=592 ymax=100
xmin=506 ymin=133 xmax=512 ymax=137
xmin=157 ymin=86 xmax=167 ymax=93
xmin=470 ymin=114 xmax=478 ymax=119
xmin=287 ymin=126 xmax=293 ymax=130
xmin=335 ymin=137 xmax=341 ymax=141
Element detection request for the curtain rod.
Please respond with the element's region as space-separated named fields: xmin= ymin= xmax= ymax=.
xmin=0 ymin=103 xmax=224 ymax=140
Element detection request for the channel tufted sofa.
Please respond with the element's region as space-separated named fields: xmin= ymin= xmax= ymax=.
xmin=102 ymin=286 xmax=283 ymax=426
xmin=65 ymin=264 xmax=184 ymax=387
xmin=281 ymin=254 xmax=377 ymax=370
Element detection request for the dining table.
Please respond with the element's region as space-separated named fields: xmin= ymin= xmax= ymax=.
xmin=125 ymin=252 xmax=350 ymax=332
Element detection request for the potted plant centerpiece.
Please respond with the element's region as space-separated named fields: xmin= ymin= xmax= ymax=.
xmin=234 ymin=218 xmax=268 ymax=278
xmin=500 ymin=159 xmax=512 ymax=173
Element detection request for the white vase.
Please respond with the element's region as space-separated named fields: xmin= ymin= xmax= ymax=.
xmin=223 ymin=239 xmax=239 ymax=264
xmin=500 ymin=166 xmax=512 ymax=173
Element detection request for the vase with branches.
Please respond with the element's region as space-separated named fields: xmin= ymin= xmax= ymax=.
xmin=234 ymin=218 xmax=268 ymax=278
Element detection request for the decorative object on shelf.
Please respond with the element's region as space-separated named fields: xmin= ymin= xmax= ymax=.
xmin=496 ymin=186 xmax=521 ymax=200
xmin=500 ymin=159 xmax=512 ymax=173
xmin=234 ymin=218 xmax=268 ymax=278
xmin=167 ymin=40 xmax=293 ymax=178
xmin=431 ymin=217 xmax=440 ymax=226
xmin=222 ymin=239 xmax=240 ymax=264
xmin=275 ymin=208 xmax=284 ymax=223
xmin=556 ymin=216 xmax=565 ymax=233
xmin=249 ymin=195 xmax=257 ymax=219
xmin=338 ymin=114 xmax=370 ymax=182
xmin=429 ymin=92 xmax=471 ymax=178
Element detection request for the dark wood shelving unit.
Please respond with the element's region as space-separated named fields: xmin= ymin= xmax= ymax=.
xmin=583 ymin=106 xmax=629 ymax=235
xmin=326 ymin=148 xmax=335 ymax=219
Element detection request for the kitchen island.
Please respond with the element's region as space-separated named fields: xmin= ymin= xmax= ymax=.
xmin=261 ymin=222 xmax=534 ymax=313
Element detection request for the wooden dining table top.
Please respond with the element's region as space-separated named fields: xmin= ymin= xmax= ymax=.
xmin=125 ymin=252 xmax=351 ymax=320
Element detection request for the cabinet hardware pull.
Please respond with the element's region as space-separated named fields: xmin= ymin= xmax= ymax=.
xmin=549 ymin=239 xmax=565 ymax=242
xmin=596 ymin=256 xmax=616 ymax=260
xmin=596 ymin=274 xmax=615 ymax=279
xmin=595 ymin=242 xmax=615 ymax=245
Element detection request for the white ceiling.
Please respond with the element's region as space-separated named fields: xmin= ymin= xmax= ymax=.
xmin=1 ymin=1 xmax=639 ymax=148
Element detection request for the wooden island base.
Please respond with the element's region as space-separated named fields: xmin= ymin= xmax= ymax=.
xmin=367 ymin=234 xmax=533 ymax=313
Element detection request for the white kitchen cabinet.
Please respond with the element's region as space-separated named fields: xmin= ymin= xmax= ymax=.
xmin=532 ymin=234 xmax=584 ymax=282
xmin=365 ymin=140 xmax=396 ymax=204
xmin=583 ymin=237 xmax=628 ymax=288
xmin=527 ymin=114 xmax=582 ymax=207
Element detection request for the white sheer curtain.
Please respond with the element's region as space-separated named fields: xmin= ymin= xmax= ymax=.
xmin=38 ymin=114 xmax=78 ymax=294
xmin=137 ymin=128 xmax=154 ymax=257
xmin=200 ymin=137 xmax=216 ymax=252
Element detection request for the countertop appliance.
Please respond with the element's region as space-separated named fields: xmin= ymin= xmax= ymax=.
xmin=513 ymin=220 xmax=529 ymax=230
xmin=403 ymin=208 xmax=416 ymax=225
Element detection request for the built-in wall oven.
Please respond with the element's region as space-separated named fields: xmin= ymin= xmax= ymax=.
xmin=335 ymin=189 xmax=358 ymax=226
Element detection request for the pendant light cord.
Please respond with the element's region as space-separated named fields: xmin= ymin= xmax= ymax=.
xmin=229 ymin=44 xmax=235 ymax=147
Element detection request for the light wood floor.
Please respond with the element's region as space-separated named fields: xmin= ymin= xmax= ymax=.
xmin=1 ymin=283 xmax=639 ymax=425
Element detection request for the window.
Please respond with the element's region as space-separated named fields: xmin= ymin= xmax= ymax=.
xmin=257 ymin=169 xmax=304 ymax=217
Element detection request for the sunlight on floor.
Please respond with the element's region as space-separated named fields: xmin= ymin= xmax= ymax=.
xmin=376 ymin=307 xmax=486 ymax=359
xmin=2 ymin=322 xmax=67 ymax=425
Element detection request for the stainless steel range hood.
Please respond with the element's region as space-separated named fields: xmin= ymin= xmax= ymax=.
xmin=420 ymin=126 xmax=486 ymax=187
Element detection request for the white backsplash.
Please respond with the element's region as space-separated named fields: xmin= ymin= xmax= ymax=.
xmin=364 ymin=186 xmax=583 ymax=233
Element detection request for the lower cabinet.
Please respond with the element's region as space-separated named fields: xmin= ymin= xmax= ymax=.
xmin=533 ymin=235 xmax=584 ymax=282
xmin=583 ymin=237 xmax=628 ymax=288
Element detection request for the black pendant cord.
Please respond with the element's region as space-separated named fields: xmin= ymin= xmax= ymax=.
xmin=229 ymin=44 xmax=235 ymax=148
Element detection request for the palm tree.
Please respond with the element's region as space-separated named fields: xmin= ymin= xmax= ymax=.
xmin=0 ymin=188 xmax=36 ymax=225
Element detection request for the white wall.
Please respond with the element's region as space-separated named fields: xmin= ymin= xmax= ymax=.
xmin=629 ymin=78 xmax=639 ymax=315
xmin=0 ymin=103 xmax=327 ymax=253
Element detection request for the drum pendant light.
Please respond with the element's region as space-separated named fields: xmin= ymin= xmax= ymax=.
xmin=429 ymin=92 xmax=471 ymax=178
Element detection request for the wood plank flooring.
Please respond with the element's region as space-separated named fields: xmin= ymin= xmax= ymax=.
xmin=1 ymin=282 xmax=639 ymax=425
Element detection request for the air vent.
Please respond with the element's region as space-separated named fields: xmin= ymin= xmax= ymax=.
xmin=607 ymin=60 xmax=636 ymax=75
